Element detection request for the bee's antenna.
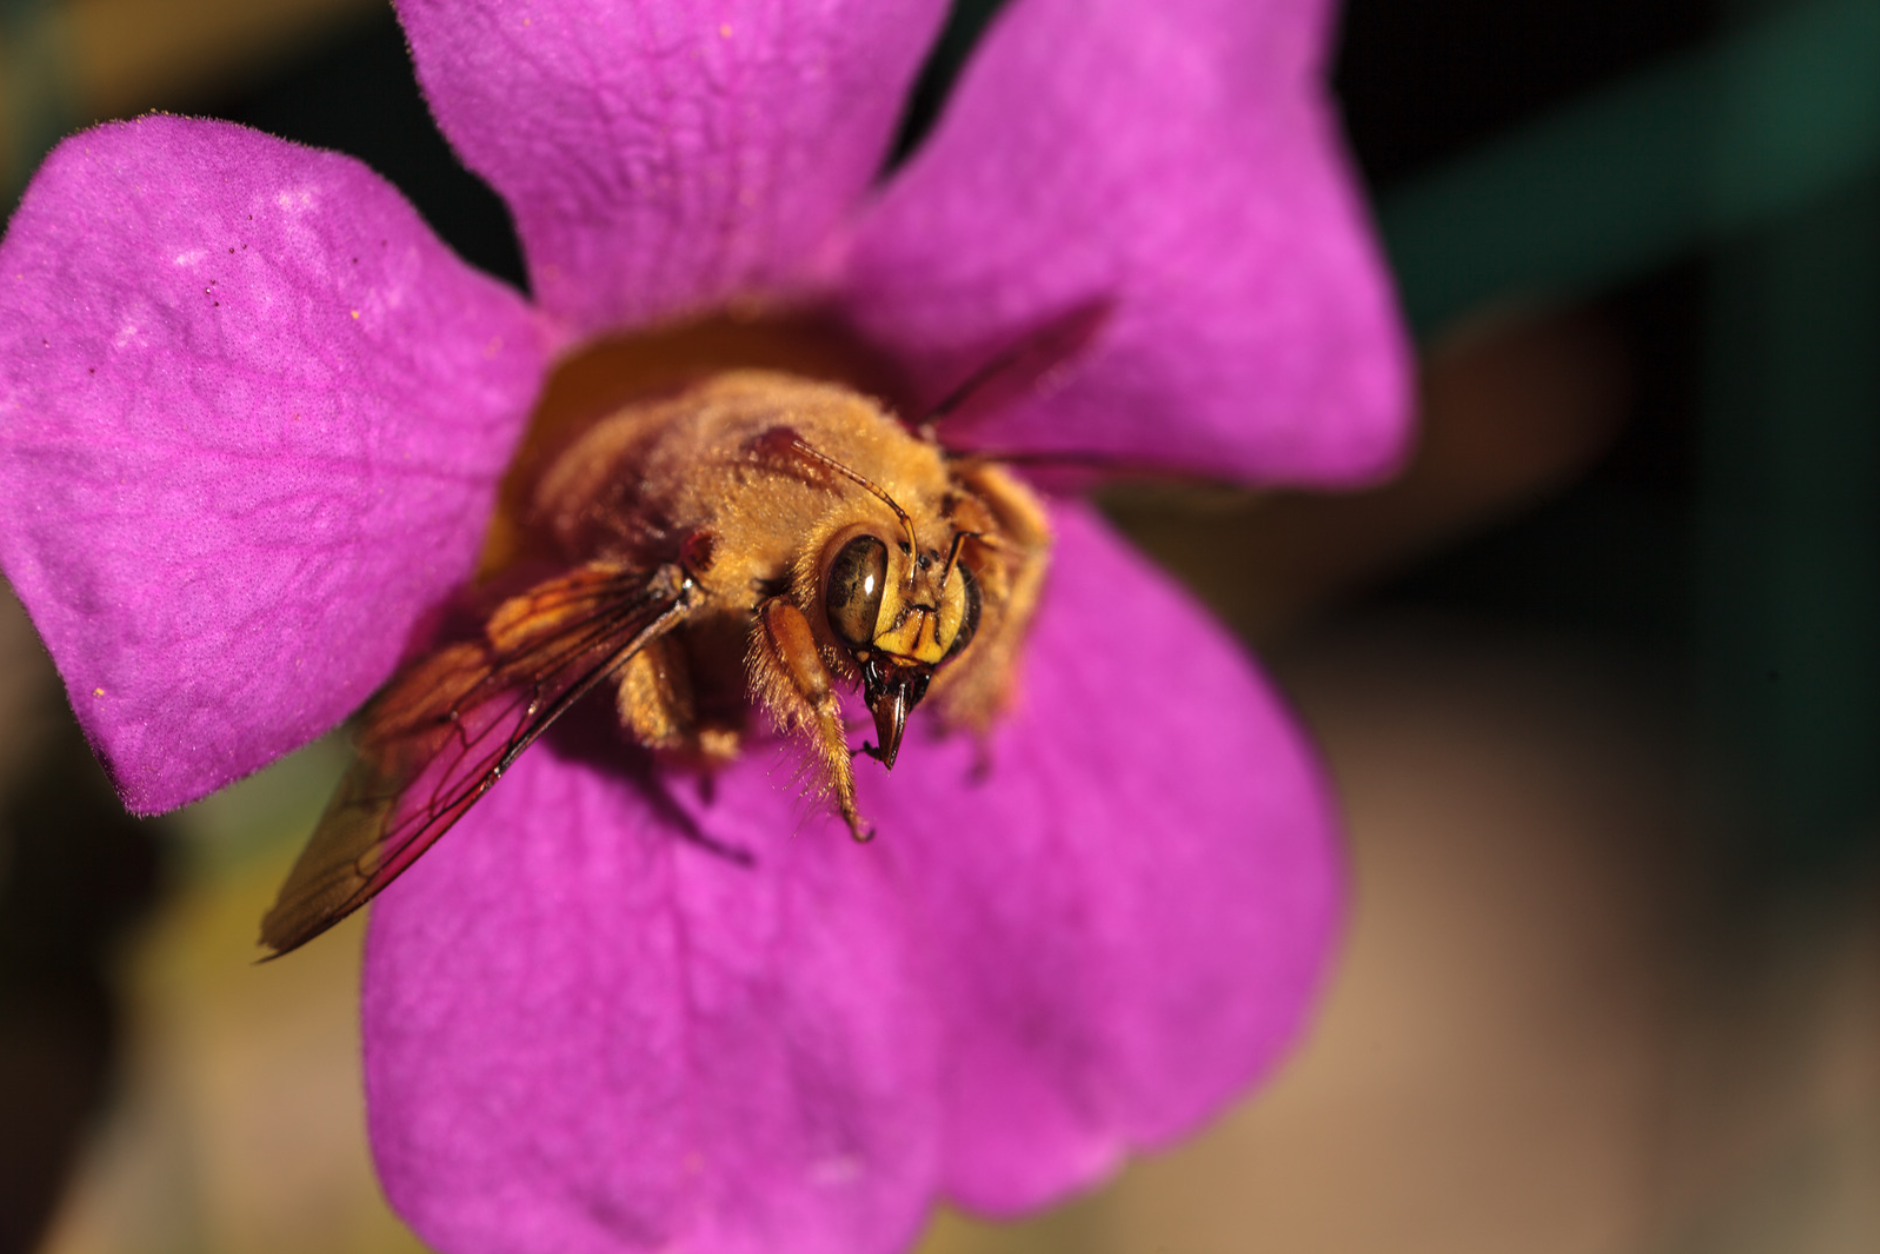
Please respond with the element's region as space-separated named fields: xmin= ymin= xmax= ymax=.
xmin=753 ymin=428 xmax=921 ymax=562
xmin=938 ymin=529 xmax=976 ymax=593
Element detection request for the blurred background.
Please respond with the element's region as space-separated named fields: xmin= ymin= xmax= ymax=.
xmin=2 ymin=0 xmax=1879 ymax=1250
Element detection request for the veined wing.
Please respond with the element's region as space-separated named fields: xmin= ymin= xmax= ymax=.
xmin=259 ymin=561 xmax=696 ymax=957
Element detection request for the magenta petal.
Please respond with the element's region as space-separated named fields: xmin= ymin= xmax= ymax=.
xmin=841 ymin=0 xmax=1412 ymax=485
xmin=395 ymin=0 xmax=951 ymax=336
xmin=364 ymin=504 xmax=1338 ymax=1249
xmin=860 ymin=504 xmax=1343 ymax=1209
xmin=363 ymin=744 xmax=943 ymax=1254
xmin=0 ymin=117 xmax=548 ymax=812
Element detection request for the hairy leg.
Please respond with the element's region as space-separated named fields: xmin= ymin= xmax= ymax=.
xmin=748 ymin=597 xmax=870 ymax=840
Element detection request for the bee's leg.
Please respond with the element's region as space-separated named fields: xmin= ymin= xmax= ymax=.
xmin=617 ymin=632 xmax=745 ymax=768
xmin=933 ymin=462 xmax=1051 ymax=733
xmin=749 ymin=597 xmax=871 ymax=840
xmin=617 ymin=635 xmax=692 ymax=747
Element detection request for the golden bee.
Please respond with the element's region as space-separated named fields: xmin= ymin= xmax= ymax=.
xmin=259 ymin=370 xmax=1050 ymax=956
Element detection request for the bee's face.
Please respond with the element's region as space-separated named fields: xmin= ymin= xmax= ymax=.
xmin=819 ymin=523 xmax=981 ymax=767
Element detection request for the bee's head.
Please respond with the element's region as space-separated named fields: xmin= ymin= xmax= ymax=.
xmin=819 ymin=524 xmax=981 ymax=768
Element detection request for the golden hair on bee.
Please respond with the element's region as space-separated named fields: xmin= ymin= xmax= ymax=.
xmin=258 ymin=369 xmax=1050 ymax=957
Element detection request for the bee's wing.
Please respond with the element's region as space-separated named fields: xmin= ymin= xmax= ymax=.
xmin=922 ymin=298 xmax=1112 ymax=430
xmin=258 ymin=561 xmax=696 ymax=957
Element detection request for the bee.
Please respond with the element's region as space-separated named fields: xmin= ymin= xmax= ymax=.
xmin=258 ymin=370 xmax=1050 ymax=956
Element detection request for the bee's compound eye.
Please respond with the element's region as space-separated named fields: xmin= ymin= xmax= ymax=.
xmin=945 ymin=563 xmax=981 ymax=660
xmin=826 ymin=533 xmax=889 ymax=647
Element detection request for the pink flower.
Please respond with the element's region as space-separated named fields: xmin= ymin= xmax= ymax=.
xmin=0 ymin=0 xmax=1408 ymax=1250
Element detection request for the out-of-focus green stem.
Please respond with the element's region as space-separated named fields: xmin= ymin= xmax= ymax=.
xmin=1380 ymin=0 xmax=1880 ymax=335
